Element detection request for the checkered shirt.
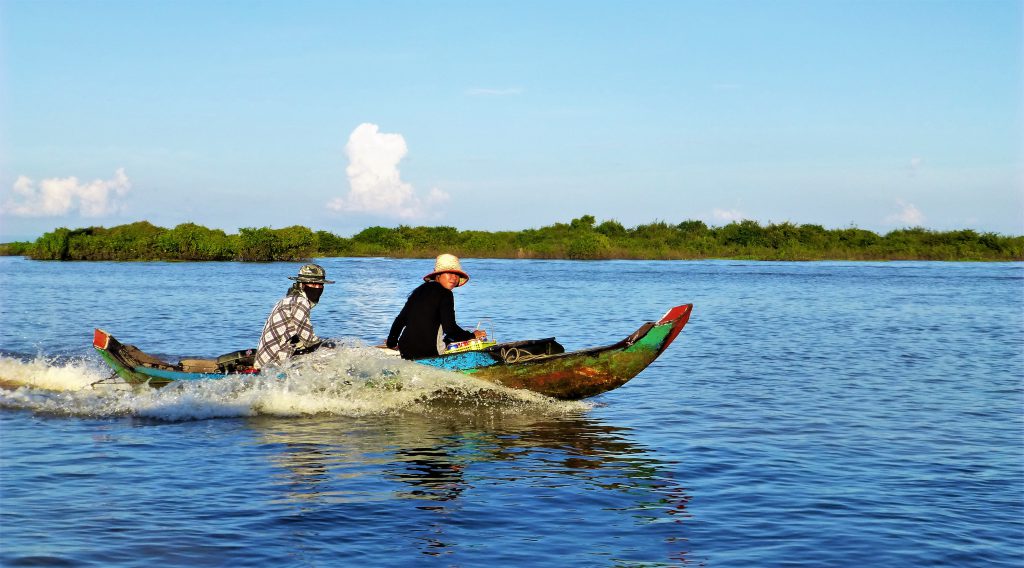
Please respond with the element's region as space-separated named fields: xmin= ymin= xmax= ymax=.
xmin=254 ymin=293 xmax=320 ymax=369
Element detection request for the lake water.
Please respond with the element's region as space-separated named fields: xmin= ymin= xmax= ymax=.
xmin=0 ymin=257 xmax=1021 ymax=567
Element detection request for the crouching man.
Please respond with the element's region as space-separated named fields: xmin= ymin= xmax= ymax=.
xmin=254 ymin=263 xmax=334 ymax=370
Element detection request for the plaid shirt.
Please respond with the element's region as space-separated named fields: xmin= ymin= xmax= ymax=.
xmin=254 ymin=293 xmax=320 ymax=369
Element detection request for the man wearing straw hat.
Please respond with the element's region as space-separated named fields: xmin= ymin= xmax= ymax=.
xmin=386 ymin=254 xmax=487 ymax=360
xmin=254 ymin=263 xmax=334 ymax=369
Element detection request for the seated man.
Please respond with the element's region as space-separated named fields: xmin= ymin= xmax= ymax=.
xmin=254 ymin=263 xmax=334 ymax=369
xmin=386 ymin=254 xmax=486 ymax=360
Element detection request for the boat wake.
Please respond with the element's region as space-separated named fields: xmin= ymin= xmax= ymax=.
xmin=0 ymin=346 xmax=590 ymax=421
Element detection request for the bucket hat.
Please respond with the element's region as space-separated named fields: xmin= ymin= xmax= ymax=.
xmin=423 ymin=254 xmax=469 ymax=287
xmin=288 ymin=263 xmax=335 ymax=284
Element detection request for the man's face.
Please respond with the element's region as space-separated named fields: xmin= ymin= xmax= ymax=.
xmin=303 ymin=282 xmax=324 ymax=302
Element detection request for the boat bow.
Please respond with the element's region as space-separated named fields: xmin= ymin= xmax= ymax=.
xmin=461 ymin=303 xmax=693 ymax=400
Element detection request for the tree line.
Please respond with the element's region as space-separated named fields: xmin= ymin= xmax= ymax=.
xmin=1 ymin=216 xmax=1021 ymax=261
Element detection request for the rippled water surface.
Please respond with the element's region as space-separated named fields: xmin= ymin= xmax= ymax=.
xmin=1 ymin=257 xmax=1021 ymax=567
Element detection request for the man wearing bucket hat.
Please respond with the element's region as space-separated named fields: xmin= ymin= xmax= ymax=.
xmin=255 ymin=263 xmax=334 ymax=369
xmin=386 ymin=254 xmax=486 ymax=360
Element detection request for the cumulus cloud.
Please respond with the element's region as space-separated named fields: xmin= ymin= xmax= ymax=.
xmin=327 ymin=123 xmax=449 ymax=219
xmin=712 ymin=208 xmax=747 ymax=222
xmin=885 ymin=199 xmax=925 ymax=226
xmin=4 ymin=169 xmax=131 ymax=218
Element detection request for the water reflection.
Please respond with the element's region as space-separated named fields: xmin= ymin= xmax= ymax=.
xmin=270 ymin=441 xmax=333 ymax=499
xmin=391 ymin=446 xmax=467 ymax=504
xmin=249 ymin=411 xmax=695 ymax=563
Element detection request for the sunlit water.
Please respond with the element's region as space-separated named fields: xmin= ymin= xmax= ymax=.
xmin=1 ymin=257 xmax=1021 ymax=567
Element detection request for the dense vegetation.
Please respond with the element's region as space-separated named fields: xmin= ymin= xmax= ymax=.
xmin=1 ymin=216 xmax=1021 ymax=261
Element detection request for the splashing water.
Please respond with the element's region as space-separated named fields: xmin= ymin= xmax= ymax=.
xmin=0 ymin=346 xmax=590 ymax=421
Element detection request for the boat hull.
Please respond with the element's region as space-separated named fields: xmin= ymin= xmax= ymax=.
xmin=92 ymin=304 xmax=693 ymax=400
xmin=92 ymin=328 xmax=256 ymax=387
xmin=411 ymin=303 xmax=692 ymax=399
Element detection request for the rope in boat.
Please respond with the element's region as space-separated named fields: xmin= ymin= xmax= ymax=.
xmin=499 ymin=347 xmax=548 ymax=364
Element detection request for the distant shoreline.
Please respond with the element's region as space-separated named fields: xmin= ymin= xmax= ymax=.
xmin=1 ymin=216 xmax=1021 ymax=262
xmin=3 ymin=255 xmax=1019 ymax=263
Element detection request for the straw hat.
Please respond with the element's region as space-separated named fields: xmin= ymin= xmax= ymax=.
xmin=423 ymin=254 xmax=469 ymax=287
xmin=288 ymin=263 xmax=335 ymax=284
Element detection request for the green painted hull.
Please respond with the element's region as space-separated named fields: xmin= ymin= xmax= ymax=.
xmin=94 ymin=346 xmax=232 ymax=387
xmin=453 ymin=304 xmax=692 ymax=399
xmin=92 ymin=328 xmax=256 ymax=387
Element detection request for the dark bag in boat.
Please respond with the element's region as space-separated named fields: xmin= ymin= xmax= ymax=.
xmin=216 ymin=348 xmax=256 ymax=372
xmin=180 ymin=359 xmax=219 ymax=373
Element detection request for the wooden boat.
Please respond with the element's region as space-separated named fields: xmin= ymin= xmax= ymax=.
xmin=92 ymin=303 xmax=693 ymax=400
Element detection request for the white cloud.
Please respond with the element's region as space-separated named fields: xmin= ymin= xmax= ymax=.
xmin=907 ymin=157 xmax=924 ymax=177
xmin=3 ymin=169 xmax=131 ymax=218
xmin=327 ymin=123 xmax=449 ymax=219
xmin=885 ymin=199 xmax=925 ymax=226
xmin=466 ymin=87 xmax=524 ymax=96
xmin=712 ymin=208 xmax=747 ymax=222
xmin=425 ymin=187 xmax=450 ymax=206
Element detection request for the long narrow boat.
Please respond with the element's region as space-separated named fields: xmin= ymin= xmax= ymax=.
xmin=92 ymin=303 xmax=693 ymax=400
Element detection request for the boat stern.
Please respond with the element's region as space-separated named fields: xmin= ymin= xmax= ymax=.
xmin=93 ymin=328 xmax=112 ymax=350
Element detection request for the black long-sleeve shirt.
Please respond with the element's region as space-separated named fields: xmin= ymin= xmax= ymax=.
xmin=386 ymin=281 xmax=475 ymax=360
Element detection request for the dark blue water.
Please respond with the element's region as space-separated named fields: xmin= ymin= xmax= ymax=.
xmin=1 ymin=257 xmax=1021 ymax=567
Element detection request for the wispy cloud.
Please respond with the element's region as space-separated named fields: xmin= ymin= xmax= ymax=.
xmin=3 ymin=169 xmax=131 ymax=218
xmin=885 ymin=199 xmax=925 ymax=226
xmin=327 ymin=123 xmax=449 ymax=218
xmin=904 ymin=156 xmax=925 ymax=178
xmin=466 ymin=87 xmax=524 ymax=96
xmin=712 ymin=208 xmax=747 ymax=222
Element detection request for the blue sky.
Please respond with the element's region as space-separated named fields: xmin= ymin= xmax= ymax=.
xmin=1 ymin=0 xmax=1021 ymax=241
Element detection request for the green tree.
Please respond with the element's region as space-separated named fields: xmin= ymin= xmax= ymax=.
xmin=570 ymin=215 xmax=597 ymax=230
xmin=676 ymin=220 xmax=709 ymax=236
xmin=237 ymin=227 xmax=279 ymax=261
xmin=11 ymin=217 xmax=1024 ymax=262
xmin=316 ymin=230 xmax=349 ymax=256
xmin=31 ymin=228 xmax=71 ymax=260
xmin=351 ymin=226 xmax=406 ymax=256
xmin=596 ymin=219 xmax=627 ymax=238
xmin=567 ymin=233 xmax=611 ymax=259
xmin=718 ymin=220 xmax=766 ymax=248
xmin=275 ymin=226 xmax=319 ymax=261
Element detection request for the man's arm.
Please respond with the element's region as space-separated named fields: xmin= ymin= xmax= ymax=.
xmin=438 ymin=289 xmax=474 ymax=342
xmin=288 ymin=297 xmax=320 ymax=347
xmin=386 ymin=309 xmax=406 ymax=349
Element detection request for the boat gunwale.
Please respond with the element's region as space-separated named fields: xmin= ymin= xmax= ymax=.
xmin=468 ymin=303 xmax=692 ymax=370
